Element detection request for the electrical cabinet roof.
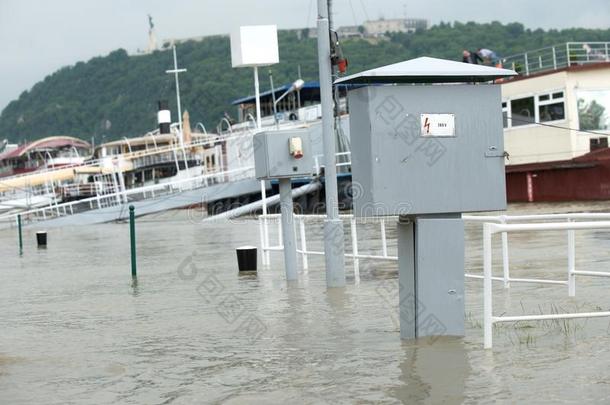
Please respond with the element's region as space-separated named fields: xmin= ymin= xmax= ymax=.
xmin=335 ymin=56 xmax=517 ymax=84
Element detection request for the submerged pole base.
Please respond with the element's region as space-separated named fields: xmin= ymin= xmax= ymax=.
xmin=279 ymin=178 xmax=298 ymax=281
xmin=323 ymin=219 xmax=346 ymax=288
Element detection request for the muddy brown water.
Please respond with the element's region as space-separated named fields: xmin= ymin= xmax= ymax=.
xmin=2 ymin=201 xmax=610 ymax=404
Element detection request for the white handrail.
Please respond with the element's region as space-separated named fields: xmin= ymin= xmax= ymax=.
xmin=502 ymin=41 xmax=610 ymax=76
xmin=1 ymin=166 xmax=254 ymax=223
xmin=258 ymin=211 xmax=610 ymax=348
xmin=483 ymin=220 xmax=610 ymax=348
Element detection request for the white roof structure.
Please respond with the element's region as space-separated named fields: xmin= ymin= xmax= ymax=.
xmin=335 ymin=56 xmax=517 ymax=84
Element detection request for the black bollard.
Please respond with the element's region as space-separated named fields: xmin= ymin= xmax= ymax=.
xmin=236 ymin=246 xmax=257 ymax=272
xmin=36 ymin=231 xmax=47 ymax=247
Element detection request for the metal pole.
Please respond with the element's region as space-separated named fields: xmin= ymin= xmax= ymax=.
xmin=380 ymin=218 xmax=388 ymax=257
xmin=269 ymin=70 xmax=279 ymax=129
xmin=261 ymin=181 xmax=270 ymax=265
xmin=568 ymin=228 xmax=576 ymax=297
xmin=350 ymin=217 xmax=360 ymax=284
xmin=167 ymin=45 xmax=189 ymax=171
xmin=172 ymin=45 xmax=183 ymax=135
xmin=129 ymin=205 xmax=137 ymax=278
xmin=299 ymin=217 xmax=309 ymax=271
xmin=279 ymin=178 xmax=298 ymax=281
xmin=483 ymin=224 xmax=493 ymax=349
xmin=501 ymin=217 xmax=510 ymax=288
xmin=297 ymin=65 xmax=302 ymax=110
xmin=17 ymin=214 xmax=23 ymax=255
xmin=502 ymin=231 xmax=510 ymax=288
xmin=258 ymin=217 xmax=267 ymax=266
xmin=254 ymin=66 xmax=262 ymax=129
xmin=317 ymin=0 xmax=346 ymax=287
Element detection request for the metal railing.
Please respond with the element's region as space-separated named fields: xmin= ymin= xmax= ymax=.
xmin=259 ymin=213 xmax=395 ymax=284
xmin=0 ymin=166 xmax=254 ymax=226
xmin=313 ymin=151 xmax=351 ymax=175
xmin=0 ymin=131 xmax=256 ymax=214
xmin=503 ymin=42 xmax=610 ymax=76
xmin=0 ymin=132 xmax=235 ymax=185
xmin=258 ymin=211 xmax=610 ymax=348
xmin=464 ymin=212 xmax=610 ymax=290
xmin=260 ymin=212 xmax=610 ymax=285
xmin=482 ymin=220 xmax=610 ymax=349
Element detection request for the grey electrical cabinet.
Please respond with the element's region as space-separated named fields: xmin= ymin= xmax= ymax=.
xmin=337 ymin=56 xmax=516 ymax=217
xmin=348 ymin=84 xmax=507 ymax=216
xmin=254 ymin=129 xmax=315 ymax=180
xmin=336 ymin=57 xmax=516 ymax=340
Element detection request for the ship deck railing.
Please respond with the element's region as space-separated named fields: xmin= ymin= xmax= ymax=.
xmin=257 ymin=211 xmax=610 ymax=348
xmin=0 ymin=130 xmax=258 ymax=208
xmin=502 ymin=41 xmax=610 ymax=76
xmin=0 ymin=131 xmax=247 ymax=184
xmin=0 ymin=165 xmax=254 ymax=225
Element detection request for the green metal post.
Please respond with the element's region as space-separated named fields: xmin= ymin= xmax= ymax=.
xmin=129 ymin=205 xmax=137 ymax=278
xmin=17 ymin=214 xmax=23 ymax=255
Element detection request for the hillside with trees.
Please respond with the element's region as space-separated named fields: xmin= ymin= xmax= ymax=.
xmin=2 ymin=21 xmax=609 ymax=143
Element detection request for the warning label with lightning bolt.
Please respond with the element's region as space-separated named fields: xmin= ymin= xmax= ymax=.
xmin=420 ymin=114 xmax=455 ymax=137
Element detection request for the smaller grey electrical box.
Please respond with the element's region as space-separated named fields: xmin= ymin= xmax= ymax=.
xmin=254 ymin=129 xmax=314 ymax=180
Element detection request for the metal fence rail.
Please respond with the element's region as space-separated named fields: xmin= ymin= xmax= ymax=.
xmin=464 ymin=212 xmax=610 ymax=290
xmin=261 ymin=212 xmax=610 ymax=288
xmin=259 ymin=211 xmax=610 ymax=348
xmin=502 ymin=41 xmax=610 ymax=76
xmin=0 ymin=166 xmax=254 ymax=226
xmin=483 ymin=220 xmax=610 ymax=349
xmin=259 ymin=213 xmax=396 ymax=284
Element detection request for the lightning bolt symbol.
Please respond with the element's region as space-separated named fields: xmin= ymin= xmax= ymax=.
xmin=423 ymin=117 xmax=431 ymax=134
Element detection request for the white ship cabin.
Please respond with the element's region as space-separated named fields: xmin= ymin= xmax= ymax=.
xmin=91 ymin=128 xmax=223 ymax=190
xmin=0 ymin=136 xmax=91 ymax=177
xmin=500 ymin=42 xmax=610 ymax=165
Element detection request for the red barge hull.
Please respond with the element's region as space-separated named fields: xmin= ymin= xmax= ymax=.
xmin=507 ymin=148 xmax=610 ymax=202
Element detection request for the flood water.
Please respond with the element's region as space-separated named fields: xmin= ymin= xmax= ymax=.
xmin=2 ymin=201 xmax=610 ymax=404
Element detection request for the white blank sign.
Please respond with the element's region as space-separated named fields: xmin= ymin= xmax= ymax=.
xmin=230 ymin=25 xmax=279 ymax=68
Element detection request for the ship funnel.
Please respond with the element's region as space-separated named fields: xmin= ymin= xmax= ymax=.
xmin=158 ymin=100 xmax=171 ymax=134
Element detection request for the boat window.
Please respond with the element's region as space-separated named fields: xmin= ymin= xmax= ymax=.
xmin=578 ymin=89 xmax=610 ymax=131
xmin=539 ymin=102 xmax=565 ymax=122
xmin=510 ymin=96 xmax=535 ymax=126
xmin=502 ymin=102 xmax=509 ymax=128
xmin=537 ymin=90 xmax=566 ymax=123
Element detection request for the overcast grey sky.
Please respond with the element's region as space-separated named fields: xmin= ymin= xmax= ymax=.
xmin=0 ymin=0 xmax=608 ymax=111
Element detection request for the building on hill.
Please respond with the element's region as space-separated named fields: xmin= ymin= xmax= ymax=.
xmin=294 ymin=17 xmax=429 ymax=41
xmin=363 ymin=18 xmax=428 ymax=36
xmin=337 ymin=25 xmax=365 ymax=39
